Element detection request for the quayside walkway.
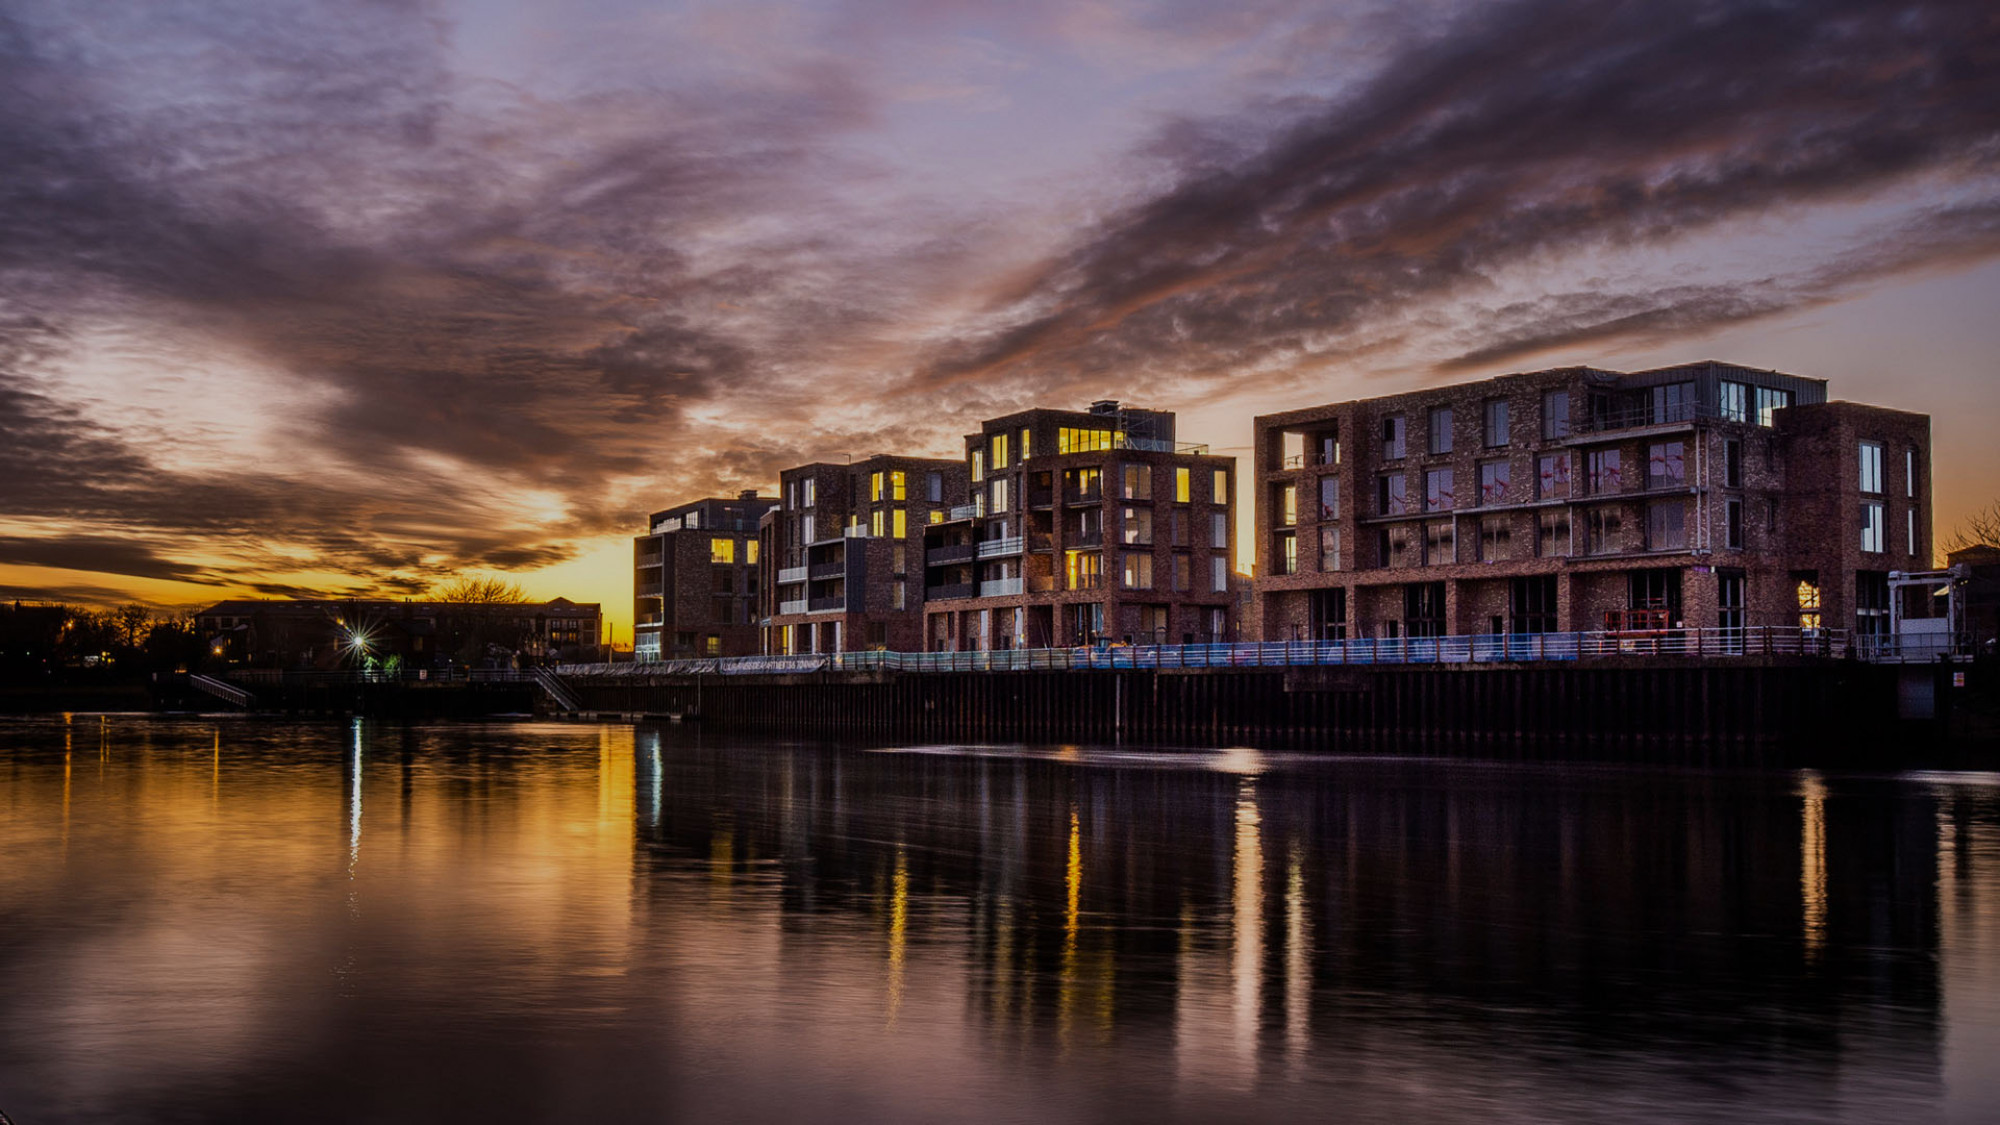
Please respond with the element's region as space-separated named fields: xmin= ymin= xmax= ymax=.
xmin=562 ymin=626 xmax=1858 ymax=678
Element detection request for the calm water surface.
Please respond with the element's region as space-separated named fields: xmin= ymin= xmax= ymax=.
xmin=1 ymin=717 xmax=1996 ymax=1123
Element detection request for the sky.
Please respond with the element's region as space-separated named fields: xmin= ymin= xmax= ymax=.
xmin=2 ymin=0 xmax=1996 ymax=644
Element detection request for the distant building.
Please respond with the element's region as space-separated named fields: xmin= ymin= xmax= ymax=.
xmin=194 ymin=597 xmax=602 ymax=668
xmin=1251 ymin=361 xmax=1932 ymax=641
xmin=632 ymin=492 xmax=778 ymax=661
xmin=922 ymin=402 xmax=1238 ymax=650
xmin=760 ymin=456 xmax=969 ymax=654
xmin=1948 ymin=544 xmax=2000 ymax=654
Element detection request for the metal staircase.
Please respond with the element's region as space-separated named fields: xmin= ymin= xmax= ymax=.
xmin=532 ymin=667 xmax=582 ymax=713
xmin=188 ymin=674 xmax=254 ymax=709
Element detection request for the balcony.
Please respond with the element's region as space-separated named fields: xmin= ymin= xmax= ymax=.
xmin=979 ymin=577 xmax=1025 ymax=598
xmin=1572 ymin=402 xmax=1714 ymax=435
xmin=976 ymin=536 xmax=1024 ymax=559
xmin=809 ymin=560 xmax=846 ymax=580
xmin=1028 ymin=487 xmax=1054 ymax=508
xmin=808 ymin=596 xmax=845 ymax=613
xmin=1068 ymin=529 xmax=1103 ymax=548
xmin=927 ymin=543 xmax=976 ymax=566
xmin=778 ymin=599 xmax=808 ymax=616
xmin=927 ymin=582 xmax=975 ymax=601
xmin=1063 ymin=487 xmax=1103 ymax=506
xmin=777 ymin=565 xmax=809 ymax=585
xmin=949 ymin=499 xmax=987 ymax=521
xmin=1027 ymin=533 xmax=1056 ymax=552
xmin=637 ymin=613 xmax=663 ymax=626
xmin=844 ymin=525 xmax=870 ymax=539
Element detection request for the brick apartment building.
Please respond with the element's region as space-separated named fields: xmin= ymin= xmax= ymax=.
xmin=1253 ymin=361 xmax=1931 ymax=642
xmin=759 ymin=455 xmax=969 ymax=653
xmin=633 ymin=492 xmax=777 ymax=660
xmin=922 ymin=402 xmax=1238 ymax=650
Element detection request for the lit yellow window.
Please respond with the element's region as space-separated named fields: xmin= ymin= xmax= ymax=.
xmin=1175 ymin=467 xmax=1191 ymax=503
xmin=893 ymin=509 xmax=907 ymax=539
xmin=993 ymin=433 xmax=1009 ymax=470
xmin=1213 ymin=469 xmax=1229 ymax=504
xmin=1020 ymin=428 xmax=1031 ymax=460
xmin=871 ymin=472 xmax=883 ymax=502
xmin=872 ymin=510 xmax=887 ymax=537
xmin=929 ymin=510 xmax=943 ymax=524
xmin=890 ymin=471 xmax=906 ymax=500
xmin=747 ymin=540 xmax=760 ymax=565
xmin=710 ymin=539 xmax=735 ymax=564
xmin=972 ymin=450 xmax=984 ymax=482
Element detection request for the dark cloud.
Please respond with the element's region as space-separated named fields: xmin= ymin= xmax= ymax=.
xmin=914 ymin=0 xmax=2000 ymax=394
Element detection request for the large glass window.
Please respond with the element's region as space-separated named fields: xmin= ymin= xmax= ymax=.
xmin=1058 ymin=427 xmax=1114 ymax=453
xmin=890 ymin=471 xmax=906 ymax=500
xmin=1276 ymin=483 xmax=1298 ymax=526
xmin=1212 ymin=556 xmax=1228 ymax=592
xmin=1861 ymin=501 xmax=1885 ymax=553
xmin=1538 ymin=453 xmax=1571 ymax=499
xmin=1273 ymin=533 xmax=1297 ymax=575
xmin=1719 ymin=381 xmax=1749 ymax=423
xmin=1211 ymin=511 xmax=1227 ymax=549
xmin=990 ymin=478 xmax=1010 ymax=514
xmin=1725 ymin=499 xmax=1743 ymax=548
xmin=710 ymin=539 xmax=735 ymax=564
xmin=1320 ymin=526 xmax=1341 ymax=571
xmin=1121 ymin=506 xmax=1152 ymax=545
xmin=1121 ymin=464 xmax=1151 ymax=500
xmin=992 ymin=433 xmax=1010 ymax=470
xmin=1122 ymin=552 xmax=1153 ymax=589
xmin=1542 ymin=390 xmax=1571 ymax=439
xmin=1859 ymin=440 xmax=1883 ymax=494
xmin=1064 ymin=550 xmax=1102 ymax=590
xmin=1319 ymin=476 xmax=1340 ymax=521
xmin=1479 ymin=516 xmax=1512 ymax=562
xmin=1484 ymin=400 xmax=1509 ymax=447
xmin=1175 ymin=467 xmax=1191 ymax=503
xmin=1429 ymin=407 xmax=1454 ymax=455
xmin=1479 ymin=460 xmax=1511 ymax=505
xmin=1587 ymin=449 xmax=1623 ymax=494
xmin=1537 ymin=510 xmax=1571 ymax=557
xmin=1424 ymin=521 xmax=1455 ymax=565
xmin=1382 ymin=415 xmax=1406 ymax=459
xmin=1755 ymin=386 xmax=1792 ymax=427
xmin=1647 ymin=441 xmax=1685 ymax=490
xmin=1425 ymin=468 xmax=1455 ymax=511
xmin=1586 ymin=507 xmax=1622 ymax=555
xmin=1212 ymin=468 xmax=1229 ymax=504
xmin=1379 ymin=473 xmax=1408 ymax=516
xmin=1650 ymin=382 xmax=1695 ymax=424
xmin=1646 ymin=499 xmax=1687 ymax=550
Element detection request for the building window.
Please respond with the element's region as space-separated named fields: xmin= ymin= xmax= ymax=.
xmin=1170 ymin=509 xmax=1188 ymax=547
xmin=1725 ymin=499 xmax=1743 ymax=548
xmin=1383 ymin=415 xmax=1406 ymax=460
xmin=1908 ymin=508 xmax=1918 ymax=557
xmin=746 ymin=540 xmax=760 ymax=565
xmin=1587 ymin=449 xmax=1623 ymax=494
xmin=1317 ymin=428 xmax=1341 ymax=467
xmin=1859 ymin=440 xmax=1883 ymax=494
xmin=1647 ymin=441 xmax=1685 ymax=490
xmin=1379 ymin=473 xmax=1408 ymax=516
xmin=1211 ymin=511 xmax=1228 ymax=549
xmin=1586 ymin=507 xmax=1622 ymax=555
xmin=1906 ymin=447 xmax=1917 ymax=498
xmin=1513 ymin=576 xmax=1558 ymax=634
xmin=704 ymin=635 xmax=722 ymax=656
xmin=1212 ymin=556 xmax=1228 ymax=592
xmin=1428 ymin=407 xmax=1454 ymax=455
xmin=870 ymin=471 xmax=884 ymax=502
xmin=890 ymin=471 xmax=906 ymax=501
xmin=1273 ymin=532 xmax=1297 ymax=575
xmin=991 ymin=433 xmax=1009 ymax=471
xmin=1755 ymin=386 xmax=1792 ymax=427
xmin=1276 ymin=483 xmax=1298 ymax=527
xmin=1320 ymin=526 xmax=1341 ymax=571
xmin=1169 ymin=554 xmax=1189 ymax=591
xmin=1718 ymin=571 xmax=1746 ymax=644
xmin=1646 ymin=499 xmax=1687 ymax=551
xmin=1058 ymin=427 xmax=1114 ymax=453
xmin=1212 ymin=468 xmax=1229 ymax=504
xmin=1319 ymin=476 xmax=1340 ymax=521
xmin=1650 ymin=382 xmax=1695 ymax=424
xmin=1065 ymin=550 xmax=1102 ymax=590
xmin=1424 ymin=468 xmax=1455 ymax=512
xmin=801 ymin=479 xmax=815 ymax=507
xmin=1175 ymin=467 xmax=1191 ymax=503
xmin=1724 ymin=439 xmax=1743 ymax=488
xmin=710 ymin=539 xmax=735 ymax=564
xmin=893 ymin=509 xmax=907 ymax=539
xmin=1479 ymin=460 xmax=1511 ymax=505
xmin=1484 ymin=400 xmax=1509 ymax=447
xmin=1423 ymin=520 xmax=1455 ymax=565
xmin=972 ymin=450 xmax=984 ymax=483
xmin=1404 ymin=582 xmax=1447 ymax=638
xmin=1122 ymin=506 xmax=1153 ymax=545
xmin=1383 ymin=524 xmax=1415 ymax=568
xmin=1121 ymin=464 xmax=1151 ymax=500
xmin=1537 ymin=453 xmax=1571 ymax=499
xmin=991 ymin=478 xmax=1010 ymax=514
xmin=1719 ymin=381 xmax=1749 ymax=423
xmin=871 ymin=509 xmax=887 ymax=537
xmin=1543 ymin=390 xmax=1570 ymax=439
xmin=1478 ymin=516 xmax=1512 ymax=562
xmin=1857 ymin=571 xmax=1890 ymax=638
xmin=1538 ymin=510 xmax=1571 ymax=557
xmin=1861 ymin=501 xmax=1885 ymax=553
xmin=1122 ymin=552 xmax=1153 ymax=589
xmin=1796 ymin=572 xmax=1822 ymax=631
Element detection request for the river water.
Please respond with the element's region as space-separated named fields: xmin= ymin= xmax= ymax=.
xmin=0 ymin=717 xmax=1995 ymax=1123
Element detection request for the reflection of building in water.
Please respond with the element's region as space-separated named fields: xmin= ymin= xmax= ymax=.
xmin=631 ymin=734 xmax=1947 ymax=1114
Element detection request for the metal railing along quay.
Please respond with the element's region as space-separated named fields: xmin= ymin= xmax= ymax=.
xmin=573 ymin=626 xmax=1859 ymax=678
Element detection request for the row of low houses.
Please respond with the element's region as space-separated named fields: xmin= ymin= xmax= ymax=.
xmin=636 ymin=360 xmax=1962 ymax=660
xmin=193 ymin=598 xmax=604 ymax=670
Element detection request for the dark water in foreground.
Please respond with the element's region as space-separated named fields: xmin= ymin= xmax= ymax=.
xmin=1 ymin=719 xmax=1996 ymax=1124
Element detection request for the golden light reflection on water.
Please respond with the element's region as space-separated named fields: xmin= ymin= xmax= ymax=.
xmin=887 ymin=845 xmax=909 ymax=1026
xmin=1800 ymin=770 xmax=1828 ymax=960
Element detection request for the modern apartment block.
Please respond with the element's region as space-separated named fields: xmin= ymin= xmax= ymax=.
xmin=922 ymin=402 xmax=1238 ymax=650
xmin=1253 ymin=361 xmax=1931 ymax=642
xmin=633 ymin=492 xmax=778 ymax=661
xmin=759 ymin=455 xmax=969 ymax=654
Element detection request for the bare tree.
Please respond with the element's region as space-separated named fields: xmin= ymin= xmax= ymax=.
xmin=1945 ymin=499 xmax=2000 ymax=554
xmin=430 ymin=575 xmax=530 ymax=604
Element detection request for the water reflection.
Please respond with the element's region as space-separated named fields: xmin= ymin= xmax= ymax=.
xmin=0 ymin=719 xmax=1994 ymax=1123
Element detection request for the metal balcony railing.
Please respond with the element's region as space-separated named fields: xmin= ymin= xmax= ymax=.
xmin=949 ymin=499 xmax=986 ymax=521
xmin=976 ymin=536 xmax=1024 ymax=559
xmin=927 ymin=543 xmax=976 ymax=566
xmin=778 ymin=599 xmax=808 ymax=615
xmin=979 ymin=577 xmax=1024 ymax=597
xmin=776 ymin=566 xmax=809 ymax=585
